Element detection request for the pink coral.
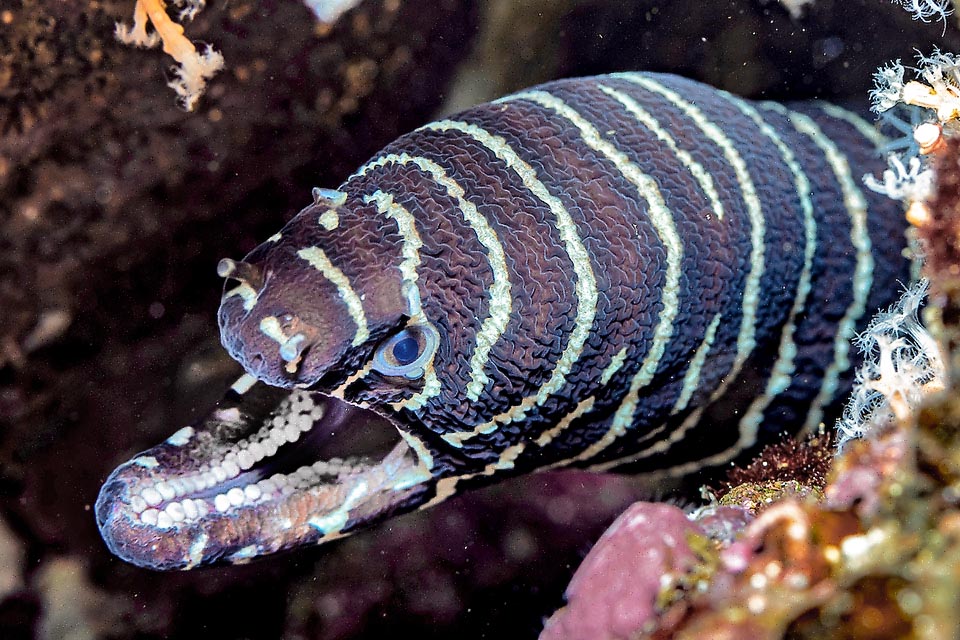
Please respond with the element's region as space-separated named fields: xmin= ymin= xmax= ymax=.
xmin=541 ymin=503 xmax=753 ymax=640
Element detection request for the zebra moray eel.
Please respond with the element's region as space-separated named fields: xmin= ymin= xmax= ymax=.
xmin=96 ymin=72 xmax=908 ymax=570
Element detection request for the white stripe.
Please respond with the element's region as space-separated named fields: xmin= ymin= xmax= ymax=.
xmin=617 ymin=73 xmax=765 ymax=403
xmin=590 ymin=96 xmax=847 ymax=475
xmin=259 ymin=315 xmax=291 ymax=348
xmin=762 ymin=103 xmax=874 ymax=433
xmin=394 ymin=365 xmax=440 ymax=411
xmin=598 ymin=83 xmax=726 ymax=221
xmin=814 ymin=102 xmax=887 ymax=149
xmin=670 ymin=312 xmax=722 ymax=414
xmin=477 ymin=89 xmax=685 ymax=460
xmin=224 ymin=283 xmax=258 ymax=311
xmin=393 ymin=430 xmax=434 ymax=491
xmin=572 ymin=72 xmax=773 ymax=471
xmin=589 ymin=406 xmax=703 ymax=473
xmin=329 ymin=361 xmax=373 ymax=399
xmin=563 ymin=71 xmax=768 ymax=466
xmin=421 ymin=118 xmax=599 ymax=446
xmin=535 ymin=397 xmax=597 ymax=448
xmin=574 ymin=311 xmax=720 ymax=471
xmin=354 ymin=153 xmax=512 ymax=411
xmin=603 ymin=103 xmax=877 ymax=479
xmin=297 ymin=247 xmax=370 ymax=346
xmin=318 ymin=210 xmax=339 ymax=230
xmin=230 ymin=373 xmax=257 ymax=395
xmin=600 ymin=347 xmax=629 ymax=386
xmin=362 ymin=190 xmax=443 ymax=413
xmin=724 ymin=93 xmax=818 ymax=446
xmin=362 ymin=190 xmax=424 ymax=290
xmin=424 ymin=380 xmax=598 ymax=505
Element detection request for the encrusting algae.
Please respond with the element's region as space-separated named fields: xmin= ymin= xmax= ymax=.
xmin=541 ymin=48 xmax=960 ymax=640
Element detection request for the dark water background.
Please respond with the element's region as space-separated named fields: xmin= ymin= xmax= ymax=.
xmin=0 ymin=0 xmax=956 ymax=638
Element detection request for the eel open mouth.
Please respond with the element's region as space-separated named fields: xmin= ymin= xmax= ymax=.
xmin=95 ymin=379 xmax=433 ymax=570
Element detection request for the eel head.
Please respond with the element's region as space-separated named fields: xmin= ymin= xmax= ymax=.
xmin=96 ymin=200 xmax=476 ymax=569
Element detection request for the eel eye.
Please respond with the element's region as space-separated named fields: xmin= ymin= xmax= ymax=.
xmin=372 ymin=325 xmax=438 ymax=379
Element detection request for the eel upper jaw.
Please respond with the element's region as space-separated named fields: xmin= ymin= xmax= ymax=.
xmin=95 ymin=381 xmax=437 ymax=570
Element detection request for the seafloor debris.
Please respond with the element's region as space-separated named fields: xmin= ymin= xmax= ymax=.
xmin=542 ymin=50 xmax=960 ymax=640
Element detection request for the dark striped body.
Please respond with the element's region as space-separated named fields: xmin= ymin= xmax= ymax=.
xmin=96 ymin=72 xmax=908 ymax=569
xmin=310 ymin=72 xmax=905 ymax=477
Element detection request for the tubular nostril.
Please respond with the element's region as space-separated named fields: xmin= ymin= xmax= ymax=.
xmin=217 ymin=258 xmax=264 ymax=291
xmin=279 ymin=333 xmax=308 ymax=363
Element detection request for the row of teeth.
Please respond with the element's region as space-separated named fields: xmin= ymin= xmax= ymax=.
xmin=132 ymin=393 xmax=327 ymax=513
xmin=137 ymin=460 xmax=360 ymax=528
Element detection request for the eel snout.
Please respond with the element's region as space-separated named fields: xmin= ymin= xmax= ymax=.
xmin=95 ymin=379 xmax=433 ymax=570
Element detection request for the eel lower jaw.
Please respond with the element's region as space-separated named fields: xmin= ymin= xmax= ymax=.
xmin=95 ymin=382 xmax=434 ymax=570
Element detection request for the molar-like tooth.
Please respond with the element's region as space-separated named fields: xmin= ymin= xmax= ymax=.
xmin=284 ymin=424 xmax=300 ymax=443
xmin=182 ymin=499 xmax=198 ymax=520
xmin=196 ymin=500 xmax=210 ymax=517
xmin=237 ymin=449 xmax=255 ymax=470
xmin=156 ymin=481 xmax=176 ymax=501
xmin=257 ymin=479 xmax=276 ymax=495
xmin=156 ymin=511 xmax=174 ymax=529
xmin=222 ymin=459 xmax=241 ymax=478
xmin=295 ymin=466 xmax=314 ymax=480
xmin=311 ymin=461 xmax=329 ymax=475
xmin=170 ymin=479 xmax=189 ymax=497
xmin=280 ymin=483 xmax=295 ymax=496
xmin=227 ymin=487 xmax=245 ymax=506
xmin=141 ymin=487 xmax=163 ymax=506
xmin=140 ymin=508 xmax=160 ymax=525
xmin=202 ymin=471 xmax=217 ymax=488
xmin=214 ymin=494 xmax=231 ymax=513
xmin=272 ymin=415 xmax=285 ymax=429
xmin=129 ymin=495 xmax=148 ymax=513
xmin=263 ymin=439 xmax=279 ymax=457
xmin=165 ymin=502 xmax=185 ymax=522
xmin=179 ymin=476 xmax=197 ymax=493
xmin=297 ymin=414 xmax=313 ymax=432
xmin=244 ymin=484 xmax=262 ymax=501
xmin=247 ymin=441 xmax=265 ymax=462
xmin=212 ymin=466 xmax=228 ymax=483
xmin=271 ymin=428 xmax=287 ymax=447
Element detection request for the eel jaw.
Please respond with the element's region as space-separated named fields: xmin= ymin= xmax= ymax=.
xmin=95 ymin=380 xmax=435 ymax=570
